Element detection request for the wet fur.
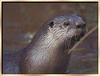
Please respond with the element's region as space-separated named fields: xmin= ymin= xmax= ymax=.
xmin=20 ymin=15 xmax=86 ymax=73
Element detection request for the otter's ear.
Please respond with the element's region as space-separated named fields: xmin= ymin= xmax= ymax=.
xmin=49 ymin=21 xmax=54 ymax=28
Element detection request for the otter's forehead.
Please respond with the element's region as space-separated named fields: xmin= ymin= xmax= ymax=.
xmin=53 ymin=15 xmax=85 ymax=25
xmin=68 ymin=15 xmax=85 ymax=25
xmin=53 ymin=16 xmax=68 ymax=24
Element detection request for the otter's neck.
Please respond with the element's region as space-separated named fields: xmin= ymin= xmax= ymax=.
xmin=30 ymin=31 xmax=67 ymax=53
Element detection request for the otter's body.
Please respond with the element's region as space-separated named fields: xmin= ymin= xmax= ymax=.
xmin=20 ymin=15 xmax=86 ymax=73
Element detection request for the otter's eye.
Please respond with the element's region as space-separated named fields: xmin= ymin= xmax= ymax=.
xmin=63 ymin=22 xmax=70 ymax=27
xmin=76 ymin=25 xmax=81 ymax=28
xmin=49 ymin=21 xmax=54 ymax=28
xmin=76 ymin=24 xmax=85 ymax=28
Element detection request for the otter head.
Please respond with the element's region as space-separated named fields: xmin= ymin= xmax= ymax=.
xmin=47 ymin=15 xmax=86 ymax=49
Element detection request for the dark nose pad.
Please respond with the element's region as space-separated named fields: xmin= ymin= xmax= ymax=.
xmin=80 ymin=31 xmax=85 ymax=37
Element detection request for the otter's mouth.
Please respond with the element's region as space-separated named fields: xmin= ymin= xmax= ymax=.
xmin=74 ymin=30 xmax=85 ymax=41
xmin=65 ymin=29 xmax=86 ymax=50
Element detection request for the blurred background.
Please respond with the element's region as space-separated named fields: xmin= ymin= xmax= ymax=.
xmin=2 ymin=2 xmax=98 ymax=74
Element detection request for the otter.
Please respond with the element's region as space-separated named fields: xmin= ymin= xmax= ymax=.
xmin=20 ymin=14 xmax=86 ymax=74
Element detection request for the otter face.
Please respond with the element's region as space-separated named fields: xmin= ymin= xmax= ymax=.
xmin=48 ymin=15 xmax=86 ymax=42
